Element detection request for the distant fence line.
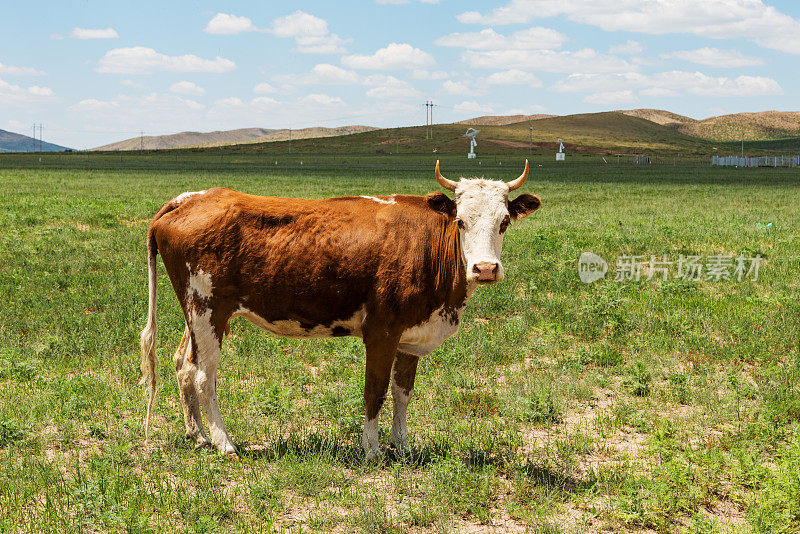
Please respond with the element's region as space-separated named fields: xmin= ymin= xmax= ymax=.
xmin=712 ymin=155 xmax=799 ymax=167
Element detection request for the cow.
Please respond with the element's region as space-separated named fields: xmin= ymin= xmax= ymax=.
xmin=139 ymin=160 xmax=541 ymax=459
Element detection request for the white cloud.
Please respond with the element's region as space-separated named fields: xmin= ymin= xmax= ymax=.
xmin=254 ymin=82 xmax=278 ymax=94
xmin=299 ymin=93 xmax=345 ymax=106
xmin=485 ymin=69 xmax=541 ymax=86
xmin=640 ymin=87 xmax=680 ymax=97
xmin=204 ymin=13 xmax=258 ymax=34
xmin=554 ymin=70 xmax=782 ymax=98
xmin=457 ymin=0 xmax=800 ymax=55
xmin=342 ymin=43 xmax=435 ymax=70
xmin=583 ymin=90 xmax=638 ymax=105
xmin=608 ymin=40 xmax=643 ymax=55
xmin=465 ymin=48 xmax=633 ymax=73
xmin=27 ymin=86 xmax=54 ymax=96
xmin=121 ymin=79 xmax=146 ymax=88
xmin=72 ymin=98 xmax=119 ymax=112
xmin=441 ymin=80 xmax=480 ymax=96
xmin=70 ymin=27 xmax=118 ymax=39
xmin=435 ymin=27 xmax=567 ymax=51
xmin=97 ymin=47 xmax=236 ymax=74
xmin=170 ymin=81 xmax=205 ymax=96
xmin=270 ymin=11 xmax=348 ymax=53
xmin=0 ymin=77 xmax=56 ymax=105
xmin=273 ymin=65 xmax=420 ymax=100
xmin=661 ymin=47 xmax=764 ymax=67
xmin=274 ymin=63 xmax=361 ymax=85
xmin=411 ymin=69 xmax=449 ymax=80
xmin=365 ymin=76 xmax=420 ymax=99
xmin=213 ymin=97 xmax=245 ymax=108
xmin=454 ymin=100 xmax=494 ymax=115
xmin=0 ymin=63 xmax=46 ymax=76
xmin=252 ymin=97 xmax=279 ymax=109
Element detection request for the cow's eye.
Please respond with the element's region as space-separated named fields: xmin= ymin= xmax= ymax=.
xmin=499 ymin=215 xmax=510 ymax=234
xmin=456 ymin=218 xmax=465 ymax=230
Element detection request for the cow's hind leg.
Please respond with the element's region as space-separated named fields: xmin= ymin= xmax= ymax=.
xmin=390 ymin=350 xmax=419 ymax=454
xmin=362 ymin=324 xmax=400 ymax=461
xmin=174 ymin=325 xmax=210 ymax=447
xmin=189 ymin=313 xmax=236 ymax=456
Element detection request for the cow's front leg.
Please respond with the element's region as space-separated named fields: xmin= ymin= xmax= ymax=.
xmin=391 ymin=350 xmax=419 ymax=454
xmin=361 ymin=324 xmax=400 ymax=461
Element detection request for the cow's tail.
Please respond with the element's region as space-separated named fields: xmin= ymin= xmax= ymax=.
xmin=139 ymin=228 xmax=160 ymax=444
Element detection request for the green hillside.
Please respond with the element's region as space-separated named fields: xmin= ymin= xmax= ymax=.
xmin=185 ymin=112 xmax=746 ymax=157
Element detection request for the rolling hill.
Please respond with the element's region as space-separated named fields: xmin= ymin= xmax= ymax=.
xmin=93 ymin=125 xmax=379 ymax=151
xmin=0 ymin=129 xmax=72 ymax=152
xmin=457 ymin=114 xmax=556 ymax=126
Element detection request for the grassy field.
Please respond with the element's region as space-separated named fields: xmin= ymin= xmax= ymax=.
xmin=1 ymin=160 xmax=800 ymax=533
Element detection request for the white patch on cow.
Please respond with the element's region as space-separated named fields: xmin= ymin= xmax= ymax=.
xmin=362 ymin=416 xmax=381 ymax=460
xmin=231 ymin=305 xmax=366 ymax=339
xmin=391 ymin=381 xmax=412 ymax=453
xmin=360 ymin=195 xmax=396 ymax=205
xmin=454 ymin=179 xmax=511 ymax=282
xmin=174 ymin=190 xmax=207 ymax=205
xmin=398 ymin=300 xmax=471 ymax=356
xmin=187 ymin=264 xmax=213 ymax=301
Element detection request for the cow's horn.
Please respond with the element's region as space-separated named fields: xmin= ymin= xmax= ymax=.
xmin=507 ymin=159 xmax=529 ymax=191
xmin=435 ymin=160 xmax=457 ymax=191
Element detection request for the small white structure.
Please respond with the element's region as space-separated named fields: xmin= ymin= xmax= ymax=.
xmin=463 ymin=128 xmax=480 ymax=159
xmin=556 ymin=138 xmax=565 ymax=161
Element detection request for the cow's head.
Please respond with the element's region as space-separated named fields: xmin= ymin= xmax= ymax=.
xmin=428 ymin=160 xmax=540 ymax=284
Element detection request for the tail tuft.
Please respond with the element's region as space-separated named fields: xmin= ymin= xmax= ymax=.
xmin=140 ymin=232 xmax=160 ymax=443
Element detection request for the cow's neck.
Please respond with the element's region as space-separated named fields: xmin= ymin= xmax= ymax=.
xmin=432 ymin=218 xmax=469 ymax=310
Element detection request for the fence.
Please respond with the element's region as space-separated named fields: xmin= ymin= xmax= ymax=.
xmin=712 ymin=155 xmax=800 ymax=167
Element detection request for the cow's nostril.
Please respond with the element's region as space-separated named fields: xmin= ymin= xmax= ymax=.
xmin=473 ymin=262 xmax=499 ymax=281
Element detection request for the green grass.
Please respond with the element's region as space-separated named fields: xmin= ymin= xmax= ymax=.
xmin=0 ymin=160 xmax=799 ymax=532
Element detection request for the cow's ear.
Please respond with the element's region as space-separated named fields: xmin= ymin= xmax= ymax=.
xmin=426 ymin=192 xmax=457 ymax=217
xmin=508 ymin=193 xmax=541 ymax=220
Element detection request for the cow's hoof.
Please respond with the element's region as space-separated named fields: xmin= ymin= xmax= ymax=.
xmin=364 ymin=447 xmax=383 ymax=463
xmin=218 ymin=443 xmax=237 ymax=456
xmin=189 ymin=433 xmax=212 ymax=448
xmin=392 ymin=443 xmax=413 ymax=457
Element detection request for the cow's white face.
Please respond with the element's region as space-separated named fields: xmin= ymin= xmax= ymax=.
xmin=454 ymin=179 xmax=512 ymax=283
xmin=431 ymin=160 xmax=541 ymax=284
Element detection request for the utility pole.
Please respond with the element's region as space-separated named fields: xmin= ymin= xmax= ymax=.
xmin=425 ymin=101 xmax=429 ymax=140
xmin=529 ymin=124 xmax=533 ymax=156
xmin=430 ymin=101 xmax=434 ymax=140
xmin=741 ymin=133 xmax=744 ymax=158
xmin=39 ymin=124 xmax=43 ymax=152
xmin=32 ymin=124 xmax=36 ymax=152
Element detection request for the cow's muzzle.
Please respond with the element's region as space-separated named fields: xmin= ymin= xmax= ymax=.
xmin=473 ymin=262 xmax=500 ymax=282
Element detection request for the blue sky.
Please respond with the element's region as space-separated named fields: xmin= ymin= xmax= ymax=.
xmin=2 ymin=0 xmax=799 ymax=149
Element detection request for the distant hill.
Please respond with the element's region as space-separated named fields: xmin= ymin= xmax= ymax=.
xmin=457 ymin=114 xmax=556 ymax=126
xmin=0 ymin=129 xmax=72 ymax=152
xmin=619 ymin=109 xmax=800 ymax=141
xmin=617 ymin=109 xmax=697 ymax=127
xmin=679 ymin=111 xmax=800 ymax=141
xmin=93 ymin=125 xmax=379 ymax=151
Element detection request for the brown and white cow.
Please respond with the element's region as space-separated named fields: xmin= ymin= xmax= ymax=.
xmin=140 ymin=160 xmax=540 ymax=459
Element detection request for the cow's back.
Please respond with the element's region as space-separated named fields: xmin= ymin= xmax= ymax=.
xmin=150 ymin=188 xmax=458 ymax=336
